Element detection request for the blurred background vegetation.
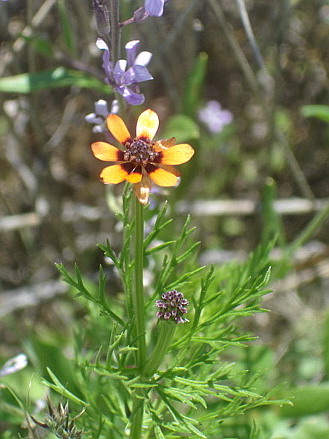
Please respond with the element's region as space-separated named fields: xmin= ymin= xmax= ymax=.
xmin=1 ymin=0 xmax=329 ymax=437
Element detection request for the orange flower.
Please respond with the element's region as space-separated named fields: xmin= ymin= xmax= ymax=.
xmin=91 ymin=109 xmax=194 ymax=205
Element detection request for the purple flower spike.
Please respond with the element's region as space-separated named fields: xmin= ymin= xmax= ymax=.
xmin=198 ymin=100 xmax=233 ymax=134
xmin=96 ymin=38 xmax=153 ymax=106
xmin=156 ymin=290 xmax=189 ymax=324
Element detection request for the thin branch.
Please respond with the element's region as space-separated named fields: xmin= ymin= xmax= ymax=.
xmin=235 ymin=0 xmax=265 ymax=70
xmin=207 ymin=0 xmax=261 ymax=99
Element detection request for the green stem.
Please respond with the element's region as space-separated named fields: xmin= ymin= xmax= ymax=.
xmin=288 ymin=202 xmax=329 ymax=257
xmin=133 ymin=197 xmax=147 ymax=370
xmin=130 ymin=198 xmax=147 ymax=439
xmin=109 ymin=0 xmax=121 ymax=65
xmin=130 ymin=397 xmax=144 ymax=439
xmin=143 ymin=321 xmax=176 ymax=377
xmin=130 ymin=321 xmax=176 ymax=438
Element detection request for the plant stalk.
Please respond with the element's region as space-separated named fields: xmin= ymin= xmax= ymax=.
xmin=143 ymin=320 xmax=176 ymax=377
xmin=130 ymin=397 xmax=144 ymax=439
xmin=133 ymin=197 xmax=147 ymax=370
xmin=130 ymin=197 xmax=147 ymax=439
xmin=108 ymin=0 xmax=121 ymax=65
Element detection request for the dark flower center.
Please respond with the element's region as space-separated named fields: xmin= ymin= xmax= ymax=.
xmin=123 ymin=138 xmax=160 ymax=167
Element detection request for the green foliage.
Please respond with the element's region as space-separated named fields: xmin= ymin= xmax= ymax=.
xmin=162 ymin=115 xmax=200 ymax=143
xmin=280 ymin=384 xmax=329 ymax=417
xmin=41 ymin=197 xmax=285 ymax=438
xmin=20 ymin=34 xmax=55 ymax=57
xmin=301 ymin=105 xmax=329 ymax=123
xmin=182 ymin=52 xmax=208 ymax=117
xmin=57 ymin=0 xmax=77 ymax=55
xmin=0 ymin=68 xmax=109 ymax=94
xmin=2 ymin=1 xmax=329 ymax=437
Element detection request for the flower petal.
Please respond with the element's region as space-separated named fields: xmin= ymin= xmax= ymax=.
xmin=113 ymin=59 xmax=127 ymax=84
xmin=96 ymin=38 xmax=108 ymax=50
xmin=136 ymin=109 xmax=159 ymax=140
xmin=125 ymin=165 xmax=143 ymax=183
xmin=125 ymin=40 xmax=140 ymax=68
xmin=144 ymin=0 xmax=165 ymax=16
xmin=95 ymin=99 xmax=109 ymax=118
xmin=160 ymin=164 xmax=180 ymax=177
xmin=134 ymin=174 xmax=152 ymax=205
xmin=107 ymin=114 xmax=132 ymax=144
xmin=91 ymin=142 xmax=124 ymax=161
xmin=122 ymin=65 xmax=153 ymax=85
xmin=153 ymin=137 xmax=176 ymax=151
xmin=85 ymin=113 xmax=102 ymax=124
xmin=146 ymin=163 xmax=178 ymax=187
xmin=158 ymin=143 xmax=194 ymax=165
xmin=135 ymin=51 xmax=152 ymax=67
xmin=116 ymin=86 xmax=145 ymax=106
xmin=100 ymin=164 xmax=131 ymax=184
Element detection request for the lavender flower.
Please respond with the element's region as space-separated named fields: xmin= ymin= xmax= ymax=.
xmin=0 ymin=354 xmax=28 ymax=377
xmin=198 ymin=100 xmax=233 ymax=134
xmin=97 ymin=38 xmax=153 ymax=106
xmin=122 ymin=0 xmax=170 ymax=25
xmin=85 ymin=99 xmax=118 ymax=133
xmin=156 ymin=290 xmax=189 ymax=324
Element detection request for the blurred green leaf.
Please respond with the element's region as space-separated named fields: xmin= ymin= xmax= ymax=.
xmin=21 ymin=34 xmax=54 ymax=57
xmin=0 ymin=68 xmax=109 ymax=94
xmin=294 ymin=417 xmax=329 ymax=439
xmin=261 ymin=178 xmax=285 ymax=246
xmin=25 ymin=336 xmax=83 ymax=398
xmin=323 ymin=311 xmax=329 ymax=378
xmin=0 ymin=385 xmax=26 ymax=422
xmin=301 ymin=105 xmax=329 ymax=123
xmin=182 ymin=52 xmax=208 ymax=117
xmin=163 ymin=114 xmax=200 ymax=143
xmin=280 ymin=384 xmax=329 ymax=417
xmin=57 ymin=0 xmax=76 ymax=55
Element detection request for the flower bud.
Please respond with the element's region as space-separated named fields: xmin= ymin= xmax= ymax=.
xmin=155 ymin=290 xmax=189 ymax=324
xmin=92 ymin=0 xmax=111 ymax=46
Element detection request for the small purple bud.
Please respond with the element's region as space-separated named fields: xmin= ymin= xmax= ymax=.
xmin=92 ymin=0 xmax=111 ymax=45
xmin=155 ymin=290 xmax=189 ymax=324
